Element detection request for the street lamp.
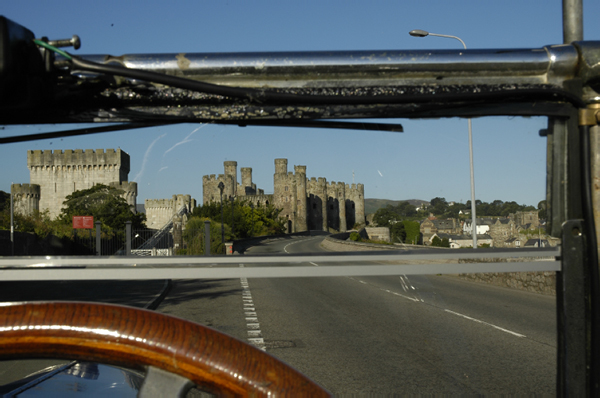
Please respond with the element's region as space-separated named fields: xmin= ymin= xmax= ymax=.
xmin=230 ymin=195 xmax=235 ymax=238
xmin=218 ymin=182 xmax=225 ymax=253
xmin=409 ymin=29 xmax=478 ymax=249
xmin=249 ymin=202 xmax=254 ymax=237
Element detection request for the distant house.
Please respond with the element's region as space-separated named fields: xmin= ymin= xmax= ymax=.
xmin=462 ymin=217 xmax=496 ymax=236
xmin=524 ymin=238 xmax=550 ymax=248
xmin=420 ymin=218 xmax=461 ymax=245
xmin=431 ymin=233 xmax=493 ymax=248
xmin=504 ymin=237 xmax=521 ymax=248
xmin=511 ymin=211 xmax=540 ymax=228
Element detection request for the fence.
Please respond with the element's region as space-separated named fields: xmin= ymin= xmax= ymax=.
xmin=72 ymin=227 xmax=124 ymax=255
xmin=41 ymin=221 xmax=211 ymax=256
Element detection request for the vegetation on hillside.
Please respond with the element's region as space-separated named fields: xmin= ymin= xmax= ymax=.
xmin=373 ymin=197 xmax=537 ymax=225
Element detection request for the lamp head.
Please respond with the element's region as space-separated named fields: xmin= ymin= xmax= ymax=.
xmin=409 ymin=29 xmax=429 ymax=37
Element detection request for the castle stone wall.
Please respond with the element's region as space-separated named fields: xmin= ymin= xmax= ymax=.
xmin=145 ymin=194 xmax=196 ymax=229
xmin=11 ymin=184 xmax=40 ymax=216
xmin=203 ymin=174 xmax=235 ymax=203
xmin=203 ymin=158 xmax=365 ymax=234
xmin=25 ymin=149 xmax=136 ymax=218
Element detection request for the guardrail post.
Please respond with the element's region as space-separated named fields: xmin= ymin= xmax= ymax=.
xmin=95 ymin=221 xmax=102 ymax=256
xmin=125 ymin=221 xmax=132 ymax=256
xmin=204 ymin=220 xmax=211 ymax=256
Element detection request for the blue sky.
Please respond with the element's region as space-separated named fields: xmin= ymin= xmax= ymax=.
xmin=2 ymin=1 xmax=600 ymax=209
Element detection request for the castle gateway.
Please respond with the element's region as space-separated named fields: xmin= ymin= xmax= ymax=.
xmin=203 ymin=159 xmax=365 ymax=233
xmin=12 ymin=149 xmax=137 ymax=219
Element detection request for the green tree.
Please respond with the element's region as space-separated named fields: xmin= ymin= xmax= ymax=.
xmin=373 ymin=202 xmax=417 ymax=227
xmin=431 ymin=236 xmax=442 ymax=247
xmin=403 ymin=220 xmax=421 ymax=245
xmin=58 ymin=184 xmax=145 ymax=231
xmin=182 ymin=217 xmax=233 ymax=255
xmin=429 ymin=197 xmax=448 ymax=216
xmin=390 ymin=222 xmax=406 ymax=243
xmin=373 ymin=205 xmax=397 ymax=227
xmin=191 ymin=200 xmax=285 ymax=239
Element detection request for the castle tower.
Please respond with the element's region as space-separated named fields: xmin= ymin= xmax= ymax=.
xmin=294 ymin=165 xmax=308 ymax=232
xmin=224 ymin=161 xmax=238 ymax=196
xmin=338 ymin=183 xmax=347 ymax=232
xmin=307 ymin=177 xmax=328 ymax=231
xmin=109 ymin=181 xmax=138 ymax=212
xmin=327 ymin=182 xmax=347 ymax=232
xmin=275 ymin=158 xmax=287 ymax=175
xmin=11 ymin=184 xmax=40 ymax=216
xmin=202 ymin=174 xmax=234 ymax=204
xmin=27 ymin=149 xmax=135 ymax=218
xmin=273 ymin=159 xmax=294 ymax=232
xmin=240 ymin=167 xmax=256 ymax=195
xmin=353 ymin=183 xmax=366 ymax=226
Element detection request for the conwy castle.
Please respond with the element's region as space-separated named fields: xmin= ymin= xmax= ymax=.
xmin=12 ymin=149 xmax=137 ymax=219
xmin=203 ymin=159 xmax=365 ymax=233
xmin=12 ymin=149 xmax=365 ymax=235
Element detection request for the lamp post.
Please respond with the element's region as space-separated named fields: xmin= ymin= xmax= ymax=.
xmin=230 ymin=195 xmax=235 ymax=238
xmin=218 ymin=182 xmax=225 ymax=253
xmin=249 ymin=202 xmax=255 ymax=237
xmin=409 ymin=29 xmax=477 ymax=249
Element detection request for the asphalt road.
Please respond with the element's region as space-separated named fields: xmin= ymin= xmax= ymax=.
xmin=158 ymin=236 xmax=556 ymax=395
xmin=0 ymin=236 xmax=557 ymax=395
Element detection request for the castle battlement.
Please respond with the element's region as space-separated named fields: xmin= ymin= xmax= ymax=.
xmin=203 ymin=157 xmax=365 ymax=233
xmin=28 ymin=148 xmax=129 ymax=172
xmin=307 ymin=177 xmax=327 ymax=192
xmin=21 ymin=148 xmax=135 ymax=218
xmin=11 ymin=183 xmax=41 ymax=194
xmin=11 ymin=183 xmax=41 ymax=215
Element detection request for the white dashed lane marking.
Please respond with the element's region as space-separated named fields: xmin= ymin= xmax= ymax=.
xmin=348 ymin=276 xmax=526 ymax=338
xmin=240 ymin=265 xmax=266 ymax=350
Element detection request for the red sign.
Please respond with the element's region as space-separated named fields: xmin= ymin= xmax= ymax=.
xmin=73 ymin=216 xmax=94 ymax=229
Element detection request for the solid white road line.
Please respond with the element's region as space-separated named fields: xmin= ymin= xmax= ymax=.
xmin=444 ymin=309 xmax=526 ymax=338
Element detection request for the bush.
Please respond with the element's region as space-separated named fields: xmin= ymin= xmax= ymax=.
xmin=349 ymin=232 xmax=362 ymax=242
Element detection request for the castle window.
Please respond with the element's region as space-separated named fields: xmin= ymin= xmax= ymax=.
xmin=285 ymin=186 xmax=288 ymax=191
xmin=330 ymin=205 xmax=334 ymax=210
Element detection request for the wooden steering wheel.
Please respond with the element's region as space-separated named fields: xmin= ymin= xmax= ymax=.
xmin=0 ymin=301 xmax=330 ymax=397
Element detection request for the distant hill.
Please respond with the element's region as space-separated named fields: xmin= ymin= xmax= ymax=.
xmin=365 ymin=198 xmax=429 ymax=215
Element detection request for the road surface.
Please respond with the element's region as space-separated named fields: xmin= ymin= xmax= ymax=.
xmin=158 ymin=236 xmax=556 ymax=395
xmin=0 ymin=236 xmax=556 ymax=394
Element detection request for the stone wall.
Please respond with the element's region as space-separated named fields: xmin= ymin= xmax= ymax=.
xmin=11 ymin=183 xmax=40 ymax=215
xmin=203 ymin=159 xmax=366 ymax=234
xmin=321 ymin=235 xmax=555 ymax=295
xmin=25 ymin=148 xmax=136 ymax=218
xmin=455 ymin=271 xmax=555 ymax=295
xmin=145 ymin=194 xmax=196 ymax=229
xmin=365 ymin=227 xmax=390 ymax=242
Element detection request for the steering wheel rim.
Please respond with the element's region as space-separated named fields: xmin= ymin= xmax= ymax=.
xmin=0 ymin=301 xmax=330 ymax=396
